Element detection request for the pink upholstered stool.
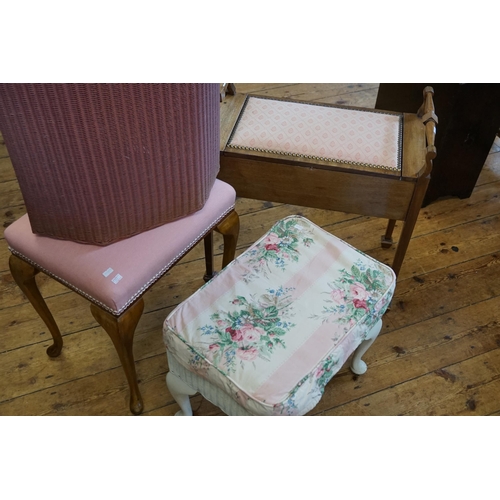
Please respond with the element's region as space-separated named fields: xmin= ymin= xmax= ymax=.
xmin=163 ymin=215 xmax=396 ymax=416
xmin=5 ymin=179 xmax=239 ymax=415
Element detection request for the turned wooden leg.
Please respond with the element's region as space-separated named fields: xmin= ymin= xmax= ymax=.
xmin=215 ymin=210 xmax=240 ymax=269
xmin=9 ymin=254 xmax=63 ymax=357
xmin=203 ymin=231 xmax=215 ymax=283
xmin=204 ymin=210 xmax=240 ymax=282
xmin=351 ymin=319 xmax=383 ymax=375
xmin=391 ymin=175 xmax=430 ymax=277
xmin=391 ymin=220 xmax=416 ymax=277
xmin=166 ymin=371 xmax=197 ymax=416
xmin=90 ymin=299 xmax=145 ymax=415
xmin=381 ymin=219 xmax=397 ymax=248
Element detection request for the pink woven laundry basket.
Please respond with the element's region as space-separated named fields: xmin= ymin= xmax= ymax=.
xmin=0 ymin=84 xmax=220 ymax=245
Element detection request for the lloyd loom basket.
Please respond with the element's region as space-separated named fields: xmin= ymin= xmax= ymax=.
xmin=0 ymin=83 xmax=220 ymax=245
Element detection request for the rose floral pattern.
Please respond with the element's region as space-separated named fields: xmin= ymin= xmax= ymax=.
xmin=310 ymin=258 xmax=392 ymax=332
xmin=197 ymin=286 xmax=296 ymax=374
xmin=242 ymin=218 xmax=314 ymax=282
xmin=185 ymin=344 xmax=210 ymax=377
xmin=274 ymin=354 xmax=342 ymax=415
xmin=314 ymin=354 xmax=340 ymax=390
xmin=164 ymin=216 xmax=396 ymax=416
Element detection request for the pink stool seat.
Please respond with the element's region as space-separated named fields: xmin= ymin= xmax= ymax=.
xmin=228 ymin=96 xmax=403 ymax=172
xmin=5 ymin=179 xmax=236 ymax=315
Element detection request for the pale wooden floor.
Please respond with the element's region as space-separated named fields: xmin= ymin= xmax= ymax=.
xmin=1 ymin=83 xmax=500 ymax=416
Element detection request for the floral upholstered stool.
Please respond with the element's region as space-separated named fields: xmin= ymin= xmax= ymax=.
xmin=163 ymin=216 xmax=396 ymax=416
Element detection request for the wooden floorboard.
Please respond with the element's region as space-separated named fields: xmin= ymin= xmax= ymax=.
xmin=1 ymin=83 xmax=500 ymax=416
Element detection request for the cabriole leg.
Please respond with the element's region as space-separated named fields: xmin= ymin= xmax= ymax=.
xmin=9 ymin=254 xmax=63 ymax=357
xmin=90 ymin=299 xmax=145 ymax=415
xmin=203 ymin=231 xmax=215 ymax=282
xmin=204 ymin=210 xmax=240 ymax=282
xmin=215 ymin=210 xmax=240 ymax=269
xmin=351 ymin=319 xmax=383 ymax=375
xmin=166 ymin=371 xmax=197 ymax=416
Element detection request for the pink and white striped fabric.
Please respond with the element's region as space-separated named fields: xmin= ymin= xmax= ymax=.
xmin=164 ymin=216 xmax=396 ymax=416
xmin=228 ymin=97 xmax=402 ymax=172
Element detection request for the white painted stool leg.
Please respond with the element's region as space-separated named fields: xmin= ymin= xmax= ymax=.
xmin=166 ymin=371 xmax=197 ymax=416
xmin=350 ymin=319 xmax=383 ymax=375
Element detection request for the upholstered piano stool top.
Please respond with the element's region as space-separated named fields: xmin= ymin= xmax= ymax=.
xmin=227 ymin=96 xmax=403 ymax=173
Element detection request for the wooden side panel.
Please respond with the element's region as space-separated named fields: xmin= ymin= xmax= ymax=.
xmin=219 ymin=156 xmax=415 ymax=220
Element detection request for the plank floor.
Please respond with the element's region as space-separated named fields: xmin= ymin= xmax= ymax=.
xmin=1 ymin=83 xmax=500 ymax=416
